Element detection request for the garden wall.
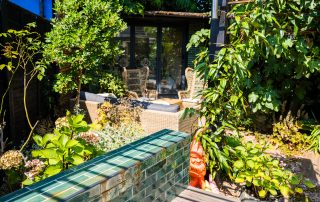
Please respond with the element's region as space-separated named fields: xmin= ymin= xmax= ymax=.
xmin=0 ymin=129 xmax=191 ymax=202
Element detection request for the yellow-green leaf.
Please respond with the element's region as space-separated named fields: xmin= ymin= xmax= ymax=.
xmin=234 ymin=160 xmax=244 ymax=169
xmin=269 ymin=189 xmax=277 ymax=196
xmin=279 ymin=185 xmax=290 ymax=197
xmin=258 ymin=189 xmax=267 ymax=198
xmin=295 ymin=187 xmax=303 ymax=194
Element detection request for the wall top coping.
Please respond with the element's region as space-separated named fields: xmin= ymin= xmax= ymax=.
xmin=0 ymin=129 xmax=190 ymax=202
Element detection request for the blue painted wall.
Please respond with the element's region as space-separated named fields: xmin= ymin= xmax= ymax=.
xmin=9 ymin=0 xmax=53 ymax=20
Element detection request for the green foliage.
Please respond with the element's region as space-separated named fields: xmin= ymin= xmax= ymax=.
xmin=0 ymin=22 xmax=45 ymax=79
xmin=188 ymin=0 xmax=320 ymax=130
xmin=198 ymin=129 xmax=315 ymax=199
xmin=121 ymin=0 xmax=144 ymax=15
xmin=308 ymin=125 xmax=320 ymax=153
xmin=198 ymin=127 xmax=241 ymax=179
xmin=122 ymin=0 xmax=209 ymax=12
xmin=271 ymin=111 xmax=308 ymax=154
xmin=94 ymin=100 xmax=142 ymax=129
xmin=98 ymin=72 xmax=127 ymax=98
xmin=30 ymin=112 xmax=101 ymax=184
xmin=93 ymin=122 xmax=144 ymax=152
xmin=232 ymin=142 xmax=309 ymax=199
xmin=43 ymin=0 xmax=126 ymax=97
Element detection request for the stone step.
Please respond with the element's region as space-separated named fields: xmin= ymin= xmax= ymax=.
xmin=173 ymin=186 xmax=240 ymax=202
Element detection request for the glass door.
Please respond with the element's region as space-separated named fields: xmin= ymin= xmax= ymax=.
xmin=159 ymin=27 xmax=183 ymax=95
xmin=135 ymin=26 xmax=157 ymax=92
xmin=120 ymin=25 xmax=186 ymax=97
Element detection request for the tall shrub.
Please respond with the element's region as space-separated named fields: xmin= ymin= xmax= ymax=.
xmin=187 ymin=0 xmax=320 ymax=199
xmin=188 ymin=0 xmax=320 ymax=129
xmin=43 ymin=0 xmax=126 ymax=103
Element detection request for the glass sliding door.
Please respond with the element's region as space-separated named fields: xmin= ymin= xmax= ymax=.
xmin=160 ymin=27 xmax=183 ymax=95
xmin=119 ymin=25 xmax=186 ymax=97
xmin=135 ymin=26 xmax=157 ymax=91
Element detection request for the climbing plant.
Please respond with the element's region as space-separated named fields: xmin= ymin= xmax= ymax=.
xmin=187 ymin=0 xmax=320 ymax=199
xmin=188 ymin=0 xmax=320 ymax=129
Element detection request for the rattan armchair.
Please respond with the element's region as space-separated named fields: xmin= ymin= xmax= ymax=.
xmin=178 ymin=67 xmax=207 ymax=100
xmin=122 ymin=66 xmax=157 ymax=99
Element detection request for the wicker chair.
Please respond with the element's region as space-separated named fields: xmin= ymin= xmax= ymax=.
xmin=178 ymin=67 xmax=207 ymax=100
xmin=122 ymin=66 xmax=157 ymax=99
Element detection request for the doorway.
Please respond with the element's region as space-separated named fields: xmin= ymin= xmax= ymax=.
xmin=118 ymin=25 xmax=188 ymax=97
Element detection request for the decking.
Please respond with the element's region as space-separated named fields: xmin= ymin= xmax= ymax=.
xmin=173 ymin=186 xmax=240 ymax=202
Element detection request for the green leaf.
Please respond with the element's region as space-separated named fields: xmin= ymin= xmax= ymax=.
xmin=22 ymin=178 xmax=34 ymax=186
xmin=269 ymin=189 xmax=277 ymax=196
xmin=234 ymin=160 xmax=244 ymax=169
xmin=304 ymin=180 xmax=316 ymax=188
xmin=248 ymin=92 xmax=259 ymax=103
xmin=59 ymin=134 xmax=69 ymax=148
xmin=279 ymin=185 xmax=290 ymax=197
xmin=0 ymin=64 xmax=6 ymax=70
xmin=72 ymin=155 xmax=84 ymax=165
xmin=42 ymin=133 xmax=55 ymax=145
xmin=235 ymin=177 xmax=245 ymax=183
xmin=66 ymin=139 xmax=79 ymax=148
xmin=295 ymin=187 xmax=303 ymax=194
xmin=258 ymin=189 xmax=267 ymax=198
xmin=44 ymin=165 xmax=62 ymax=177
xmin=32 ymin=149 xmax=60 ymax=159
xmin=246 ymin=160 xmax=255 ymax=168
xmin=290 ymin=175 xmax=301 ymax=185
xmin=282 ymin=38 xmax=293 ymax=49
xmin=253 ymin=179 xmax=261 ymax=186
xmin=33 ymin=135 xmax=43 ymax=146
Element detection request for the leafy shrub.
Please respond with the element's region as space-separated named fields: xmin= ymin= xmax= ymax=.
xmin=308 ymin=126 xmax=320 ymax=153
xmin=232 ymin=142 xmax=312 ymax=199
xmin=93 ymin=123 xmax=144 ymax=152
xmin=27 ymin=112 xmax=103 ymax=185
xmin=198 ymin=128 xmax=315 ymax=199
xmin=43 ymin=0 xmax=126 ymax=102
xmin=98 ymin=72 xmax=127 ymax=98
xmin=95 ymin=100 xmax=142 ymax=128
xmin=187 ymin=0 xmax=320 ymax=131
xmin=271 ymin=111 xmax=308 ymax=154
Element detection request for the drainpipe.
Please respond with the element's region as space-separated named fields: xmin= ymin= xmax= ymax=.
xmin=209 ymin=0 xmax=219 ymax=63
xmin=39 ymin=0 xmax=44 ymax=17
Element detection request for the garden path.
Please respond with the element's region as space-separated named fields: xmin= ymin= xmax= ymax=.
xmin=173 ymin=186 xmax=240 ymax=202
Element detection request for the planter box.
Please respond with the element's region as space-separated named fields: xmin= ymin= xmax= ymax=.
xmin=72 ymin=98 xmax=203 ymax=135
xmin=140 ymin=108 xmax=203 ymax=135
xmin=0 ymin=129 xmax=191 ymax=202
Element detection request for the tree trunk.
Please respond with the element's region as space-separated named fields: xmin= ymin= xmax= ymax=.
xmin=75 ymin=69 xmax=83 ymax=106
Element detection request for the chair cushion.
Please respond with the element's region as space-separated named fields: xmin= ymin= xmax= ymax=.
xmin=80 ymin=91 xmax=180 ymax=113
xmin=131 ymin=100 xmax=180 ymax=113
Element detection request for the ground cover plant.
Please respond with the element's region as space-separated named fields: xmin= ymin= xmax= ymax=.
xmin=187 ymin=0 xmax=320 ymax=200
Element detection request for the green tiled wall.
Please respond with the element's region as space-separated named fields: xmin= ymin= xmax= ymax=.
xmin=0 ymin=129 xmax=191 ymax=202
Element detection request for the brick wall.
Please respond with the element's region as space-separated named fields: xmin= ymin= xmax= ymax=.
xmin=0 ymin=129 xmax=191 ymax=202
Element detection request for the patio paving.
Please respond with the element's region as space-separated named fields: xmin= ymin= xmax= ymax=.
xmin=173 ymin=185 xmax=240 ymax=202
